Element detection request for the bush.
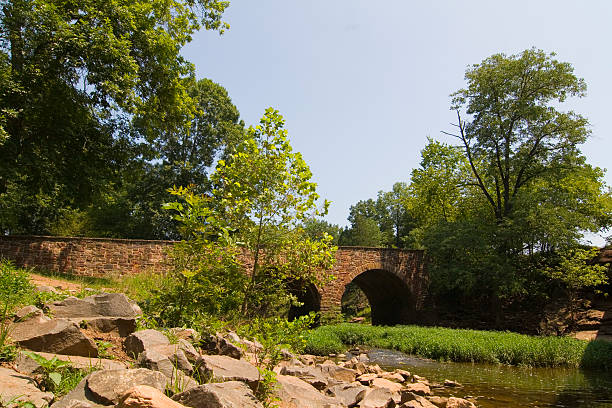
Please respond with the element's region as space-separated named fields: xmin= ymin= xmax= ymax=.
xmin=0 ymin=259 xmax=33 ymax=361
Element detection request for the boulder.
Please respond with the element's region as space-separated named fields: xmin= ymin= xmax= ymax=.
xmin=36 ymin=285 xmax=59 ymax=294
xmin=47 ymin=293 xmax=141 ymax=319
xmin=124 ymin=330 xmax=170 ymax=357
xmin=116 ymin=385 xmax=188 ymax=408
xmin=357 ymin=373 xmax=379 ymax=384
xmin=196 ymin=355 xmax=260 ymax=390
xmin=225 ymin=332 xmax=263 ymax=354
xmin=402 ymin=383 xmax=431 ymax=397
xmin=0 ymin=367 xmax=54 ymax=408
xmin=279 ymin=365 xmax=329 ymax=390
xmin=15 ymin=352 xmax=126 ymax=375
xmin=173 ymin=381 xmax=263 ymax=408
xmin=371 ymin=378 xmax=403 ymax=393
xmin=11 ymin=316 xmax=98 ymax=357
xmin=50 ymin=375 xmax=106 ymax=408
xmin=200 ymin=332 xmax=243 ymax=359
xmin=138 ymin=345 xmax=193 ymax=376
xmin=426 ymin=396 xmax=449 ymax=408
xmin=443 ymin=379 xmax=462 ymax=388
xmin=13 ymin=305 xmax=45 ymax=321
xmin=446 ymin=397 xmax=477 ymax=408
xmin=358 ymin=387 xmax=396 ymax=408
xmin=317 ymin=363 xmax=358 ymax=383
xmin=79 ymin=317 xmax=136 ymax=337
xmin=381 ymin=372 xmax=405 ymax=383
xmin=168 ymin=328 xmax=199 ymax=343
xmin=401 ymin=395 xmax=438 ymax=408
xmin=275 ymin=375 xmax=343 ymax=408
xmin=86 ymin=369 xmax=167 ymax=405
xmin=326 ymin=382 xmax=368 ymax=406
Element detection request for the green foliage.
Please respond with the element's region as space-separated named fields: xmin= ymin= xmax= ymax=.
xmin=0 ymin=260 xmax=33 ymax=361
xmin=20 ymin=351 xmax=92 ymax=396
xmin=304 ymin=324 xmax=612 ymax=370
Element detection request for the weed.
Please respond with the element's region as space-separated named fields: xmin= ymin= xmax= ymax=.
xmin=95 ymin=340 xmax=114 ymax=360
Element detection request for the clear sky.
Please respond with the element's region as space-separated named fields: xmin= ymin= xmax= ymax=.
xmin=183 ymin=1 xmax=611 ymax=243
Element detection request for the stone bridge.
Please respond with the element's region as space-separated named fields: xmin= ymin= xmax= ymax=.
xmin=0 ymin=236 xmax=428 ymax=324
xmin=291 ymin=247 xmax=428 ymax=325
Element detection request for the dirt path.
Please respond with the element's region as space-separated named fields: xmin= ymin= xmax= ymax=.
xmin=28 ymin=273 xmax=87 ymax=292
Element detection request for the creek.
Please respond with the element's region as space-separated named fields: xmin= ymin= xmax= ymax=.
xmin=362 ymin=349 xmax=612 ymax=407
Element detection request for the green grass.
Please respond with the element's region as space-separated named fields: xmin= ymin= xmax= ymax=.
xmin=303 ymin=324 xmax=612 ymax=371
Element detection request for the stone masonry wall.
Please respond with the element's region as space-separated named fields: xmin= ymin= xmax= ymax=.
xmin=0 ymin=235 xmax=174 ymax=277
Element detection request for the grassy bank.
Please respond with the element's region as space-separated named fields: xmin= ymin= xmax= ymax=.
xmin=303 ymin=324 xmax=612 ymax=371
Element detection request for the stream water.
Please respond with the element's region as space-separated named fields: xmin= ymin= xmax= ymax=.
xmin=361 ymin=349 xmax=612 ymax=407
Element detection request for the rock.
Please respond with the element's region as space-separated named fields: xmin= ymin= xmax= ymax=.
xmin=47 ymin=293 xmax=141 ymax=319
xmin=394 ymin=370 xmax=411 ymax=381
xmin=402 ymin=383 xmax=431 ymax=396
xmin=299 ymin=354 xmax=316 ymax=365
xmin=151 ymin=345 xmax=193 ymax=374
xmin=446 ymin=397 xmax=478 ymax=408
xmin=11 ymin=316 xmax=98 ymax=357
xmin=124 ymin=330 xmax=170 ymax=357
xmin=367 ymin=364 xmax=384 ymax=375
xmin=381 ymin=372 xmax=406 ymax=383
xmin=176 ymin=340 xmax=199 ymax=363
xmin=412 ymin=375 xmax=426 ymax=383
xmin=357 ymin=373 xmax=379 ymax=384
xmin=326 ymin=382 xmax=368 ymax=406
xmin=14 ymin=305 xmax=45 ymax=321
xmin=317 ymin=363 xmax=358 ymax=383
xmin=200 ymin=332 xmax=243 ymax=359
xmin=225 ymin=331 xmax=263 ymax=354
xmin=86 ymin=369 xmax=167 ymax=405
xmin=168 ymin=328 xmax=200 ymax=343
xmin=0 ymin=367 xmax=54 ymax=408
xmin=116 ymin=385 xmax=188 ymax=408
xmin=173 ymin=381 xmax=263 ymax=408
xmin=443 ymin=379 xmax=462 ymax=388
xmin=275 ymin=375 xmax=343 ymax=408
xmin=196 ymin=355 xmax=260 ymax=390
xmin=279 ymin=365 xmax=329 ymax=390
xmin=359 ymin=387 xmax=396 ymax=408
xmin=51 ymin=374 xmax=108 ymax=408
xmin=36 ymin=285 xmax=59 ymax=293
xmin=137 ymin=348 xmax=177 ymax=378
xmin=357 ymin=353 xmax=370 ymax=363
xmin=400 ymin=394 xmax=438 ymax=408
xmin=426 ymin=396 xmax=448 ymax=408
xmin=79 ymin=317 xmax=136 ymax=337
xmin=15 ymin=351 xmax=126 ymax=375
xmin=371 ymin=378 xmax=403 ymax=393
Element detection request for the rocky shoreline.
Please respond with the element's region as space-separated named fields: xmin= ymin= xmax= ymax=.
xmin=1 ymin=290 xmax=479 ymax=408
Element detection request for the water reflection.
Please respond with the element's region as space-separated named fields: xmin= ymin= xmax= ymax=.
xmin=363 ymin=349 xmax=612 ymax=408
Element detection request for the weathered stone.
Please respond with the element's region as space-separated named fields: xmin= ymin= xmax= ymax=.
xmin=36 ymin=285 xmax=59 ymax=294
xmin=200 ymin=332 xmax=243 ymax=359
xmin=15 ymin=351 xmax=126 ymax=375
xmin=177 ymin=339 xmax=199 ymax=362
xmin=367 ymin=364 xmax=384 ymax=374
xmin=51 ymin=374 xmax=106 ymax=408
xmin=275 ymin=375 xmax=343 ymax=408
xmin=168 ymin=328 xmax=199 ymax=343
xmin=402 ymin=383 xmax=431 ymax=396
xmin=63 ymin=401 xmax=94 ymax=408
xmin=426 ymin=396 xmax=448 ymax=408
xmin=298 ymin=354 xmax=316 ymax=366
xmin=47 ymin=293 xmax=141 ymax=319
xmin=196 ymin=355 xmax=260 ymax=389
xmin=86 ymin=369 xmax=167 ymax=405
xmin=124 ymin=330 xmax=170 ymax=357
xmin=443 ymin=379 xmax=462 ymax=388
xmin=78 ymin=317 xmax=136 ymax=337
xmin=326 ymin=382 xmax=368 ymax=406
xmin=136 ymin=348 xmax=176 ymax=378
xmin=357 ymin=373 xmax=379 ymax=384
xmin=401 ymin=394 xmax=437 ymax=408
xmin=11 ymin=317 xmax=98 ymax=357
xmin=371 ymin=378 xmax=403 ymax=393
xmin=446 ymin=397 xmax=477 ymax=408
xmin=225 ymin=331 xmax=263 ymax=354
xmin=359 ymin=387 xmax=396 ymax=408
xmin=394 ymin=369 xmax=411 ymax=381
xmin=279 ymin=365 xmax=329 ymax=390
xmin=0 ymin=367 xmax=54 ymax=408
xmin=173 ymin=381 xmax=263 ymax=408
xmin=14 ymin=305 xmax=45 ymax=321
xmin=116 ymin=385 xmax=188 ymax=408
xmin=381 ymin=372 xmax=406 ymax=383
xmin=317 ymin=363 xmax=358 ymax=383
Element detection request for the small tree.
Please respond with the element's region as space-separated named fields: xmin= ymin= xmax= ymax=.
xmin=542 ymin=247 xmax=609 ymax=326
xmin=211 ymin=108 xmax=336 ymax=316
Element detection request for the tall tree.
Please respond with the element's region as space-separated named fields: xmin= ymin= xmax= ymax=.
xmin=0 ymin=0 xmax=230 ymax=234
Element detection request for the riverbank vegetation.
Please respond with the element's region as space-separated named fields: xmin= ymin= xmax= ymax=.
xmin=304 ymin=324 xmax=612 ymax=371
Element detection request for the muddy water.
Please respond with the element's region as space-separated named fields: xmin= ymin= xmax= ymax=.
xmin=363 ymin=349 xmax=612 ymax=407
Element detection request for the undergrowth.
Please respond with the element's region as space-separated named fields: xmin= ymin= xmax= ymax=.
xmin=303 ymin=324 xmax=612 ymax=371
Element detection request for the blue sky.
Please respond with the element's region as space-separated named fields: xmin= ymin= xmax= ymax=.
xmin=183 ymin=1 xmax=611 ymax=243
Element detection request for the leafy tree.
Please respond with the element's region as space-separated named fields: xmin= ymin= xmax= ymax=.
xmin=339 ymin=215 xmax=383 ymax=247
xmin=211 ymin=108 xmax=336 ymax=316
xmin=302 ymin=218 xmax=342 ymax=245
xmin=0 ymin=0 xmax=230 ymax=234
xmin=376 ymin=182 xmax=414 ymax=247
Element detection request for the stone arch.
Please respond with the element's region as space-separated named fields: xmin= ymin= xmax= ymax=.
xmin=346 ymin=268 xmax=415 ymax=325
xmin=287 ymin=282 xmax=321 ymax=322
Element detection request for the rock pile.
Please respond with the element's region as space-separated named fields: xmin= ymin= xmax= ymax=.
xmin=0 ymin=290 xmax=479 ymax=408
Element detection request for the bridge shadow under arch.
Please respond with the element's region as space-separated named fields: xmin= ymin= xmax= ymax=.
xmin=287 ymin=282 xmax=321 ymax=322
xmin=348 ymin=269 xmax=415 ymax=326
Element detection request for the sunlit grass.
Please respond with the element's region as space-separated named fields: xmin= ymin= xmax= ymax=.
xmin=303 ymin=324 xmax=612 ymax=370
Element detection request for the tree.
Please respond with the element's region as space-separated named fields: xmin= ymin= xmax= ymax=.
xmin=339 ymin=215 xmax=383 ymax=247
xmin=0 ymin=0 xmax=230 ymax=234
xmin=211 ymin=108 xmax=336 ymax=316
xmin=376 ymin=182 xmax=414 ymax=247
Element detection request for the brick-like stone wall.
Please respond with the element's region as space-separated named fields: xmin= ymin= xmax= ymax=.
xmin=0 ymin=235 xmax=429 ymax=324
xmin=0 ymin=235 xmax=174 ymax=277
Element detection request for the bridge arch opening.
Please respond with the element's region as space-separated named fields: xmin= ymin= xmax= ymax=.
xmin=344 ymin=269 xmax=415 ymax=326
xmin=287 ymin=282 xmax=321 ymax=322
